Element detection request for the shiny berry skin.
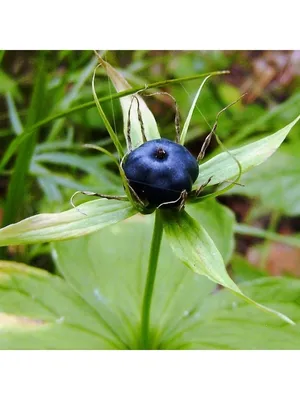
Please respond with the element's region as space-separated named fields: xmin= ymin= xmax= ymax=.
xmin=123 ymin=138 xmax=199 ymax=208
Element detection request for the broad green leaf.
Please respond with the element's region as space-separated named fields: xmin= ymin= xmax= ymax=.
xmin=54 ymin=213 xmax=223 ymax=349
xmin=180 ymin=75 xmax=213 ymax=145
xmin=161 ymin=210 xmax=294 ymax=325
xmin=194 ymin=115 xmax=300 ymax=188
xmin=0 ymin=212 xmax=222 ymax=349
xmin=228 ymin=146 xmax=300 ymax=216
xmin=1 ymin=214 xmax=298 ymax=349
xmin=0 ymin=261 xmax=123 ymax=349
xmin=0 ymin=199 xmax=137 ymax=246
xmin=0 ymin=201 xmax=232 ymax=349
xmin=164 ymin=278 xmax=300 ymax=350
xmin=95 ymin=54 xmax=160 ymax=150
xmin=53 ymin=202 xmax=231 ymax=347
xmin=187 ymin=199 xmax=235 ymax=264
xmin=0 ymin=312 xmax=47 ymax=330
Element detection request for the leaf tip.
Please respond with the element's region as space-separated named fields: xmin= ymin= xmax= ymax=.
xmin=279 ymin=313 xmax=296 ymax=326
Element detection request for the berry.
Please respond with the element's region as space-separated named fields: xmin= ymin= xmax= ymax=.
xmin=123 ymin=138 xmax=199 ymax=208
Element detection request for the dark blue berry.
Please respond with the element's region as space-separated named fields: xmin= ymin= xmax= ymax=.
xmin=123 ymin=138 xmax=199 ymax=208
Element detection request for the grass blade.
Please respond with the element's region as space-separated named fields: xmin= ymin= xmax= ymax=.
xmin=2 ymin=55 xmax=47 ymax=229
xmin=5 ymin=92 xmax=23 ymax=135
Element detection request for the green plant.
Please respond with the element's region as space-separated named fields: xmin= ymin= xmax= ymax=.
xmin=0 ymin=52 xmax=300 ymax=349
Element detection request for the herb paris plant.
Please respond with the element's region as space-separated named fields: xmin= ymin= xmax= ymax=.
xmin=0 ymin=54 xmax=299 ymax=349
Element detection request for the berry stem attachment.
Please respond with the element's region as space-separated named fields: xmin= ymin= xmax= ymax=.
xmin=140 ymin=210 xmax=164 ymax=349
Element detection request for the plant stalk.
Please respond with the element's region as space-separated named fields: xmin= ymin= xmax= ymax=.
xmin=235 ymin=223 xmax=300 ymax=248
xmin=260 ymin=210 xmax=281 ymax=269
xmin=140 ymin=210 xmax=163 ymax=349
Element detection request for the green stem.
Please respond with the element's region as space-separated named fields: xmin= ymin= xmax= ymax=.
xmin=260 ymin=211 xmax=281 ymax=269
xmin=140 ymin=210 xmax=163 ymax=349
xmin=234 ymin=223 xmax=300 ymax=248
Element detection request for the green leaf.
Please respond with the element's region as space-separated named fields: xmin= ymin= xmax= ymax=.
xmin=187 ymin=199 xmax=235 ymax=264
xmin=228 ymin=146 xmax=300 ymax=216
xmin=5 ymin=92 xmax=23 ymax=135
xmin=2 ymin=56 xmax=47 ymax=228
xmin=160 ymin=210 xmax=294 ymax=325
xmin=180 ymin=74 xmax=214 ymax=145
xmin=0 ymin=261 xmax=123 ymax=349
xmin=0 ymin=199 xmax=137 ymax=246
xmin=31 ymin=153 xmax=122 ymax=199
xmin=95 ymin=54 xmax=160 ymax=150
xmin=1 ymin=215 xmax=297 ymax=349
xmin=37 ymin=175 xmax=62 ymax=203
xmin=0 ymin=203 xmax=232 ymax=349
xmin=194 ymin=115 xmax=300 ymax=188
xmin=165 ymin=278 xmax=300 ymax=350
xmin=0 ymin=211 xmax=300 ymax=349
xmin=31 ymin=162 xmax=94 ymax=192
xmin=92 ymin=65 xmax=124 ymax=158
xmin=33 ymin=152 xmax=104 ymax=176
xmin=0 ymin=215 xmax=215 ymax=349
xmin=53 ymin=213 xmax=219 ymax=349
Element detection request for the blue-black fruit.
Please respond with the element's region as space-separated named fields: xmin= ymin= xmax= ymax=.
xmin=123 ymin=138 xmax=199 ymax=207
